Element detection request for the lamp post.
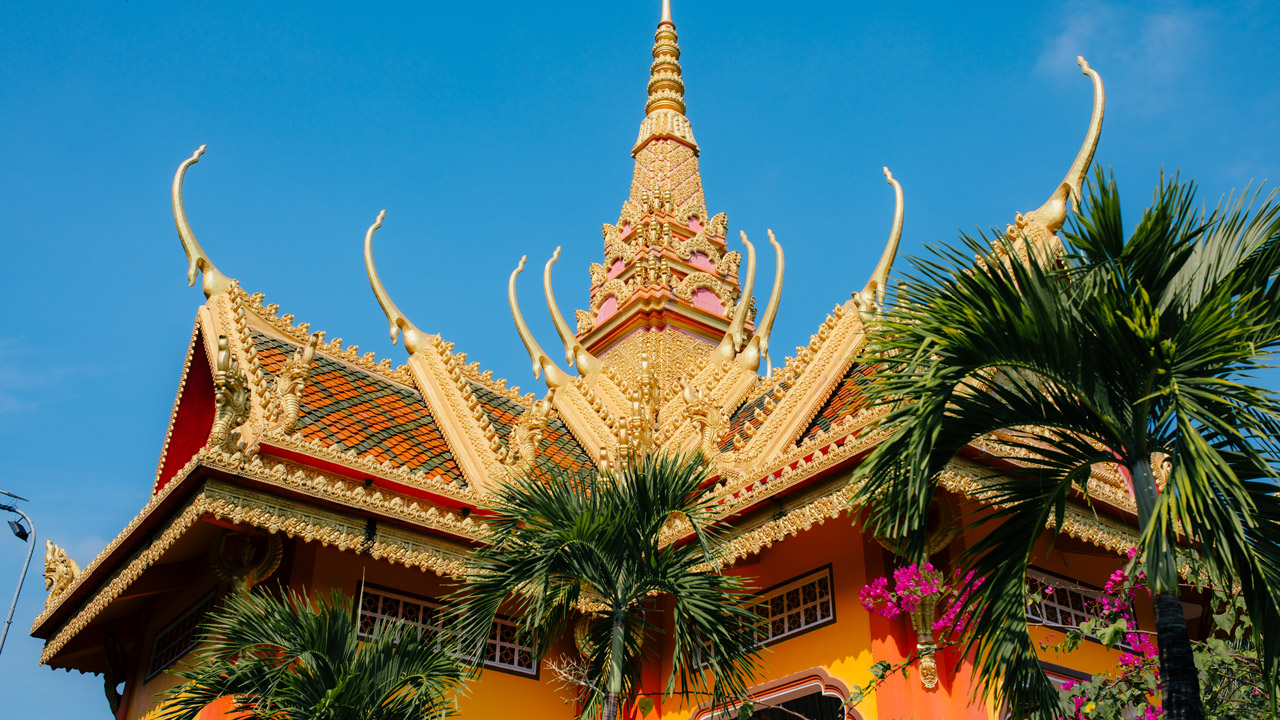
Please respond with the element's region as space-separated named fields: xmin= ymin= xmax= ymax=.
xmin=0 ymin=490 xmax=34 ymax=656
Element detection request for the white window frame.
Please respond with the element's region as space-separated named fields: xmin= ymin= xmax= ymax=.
xmin=749 ymin=566 xmax=836 ymax=646
xmin=1026 ymin=569 xmax=1134 ymax=649
xmin=357 ymin=585 xmax=538 ymax=677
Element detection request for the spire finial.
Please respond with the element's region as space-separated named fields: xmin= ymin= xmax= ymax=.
xmin=646 ymin=0 xmax=685 ymax=116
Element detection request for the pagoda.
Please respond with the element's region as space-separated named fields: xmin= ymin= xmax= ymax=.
xmin=31 ymin=3 xmax=1150 ymax=719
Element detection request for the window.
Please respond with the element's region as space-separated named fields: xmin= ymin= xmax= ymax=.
xmin=1026 ymin=569 xmax=1133 ymax=647
xmin=146 ymin=591 xmax=217 ymax=681
xmin=1026 ymin=571 xmax=1096 ymax=629
xmin=750 ymin=567 xmax=836 ymax=645
xmin=357 ymin=586 xmax=538 ymax=676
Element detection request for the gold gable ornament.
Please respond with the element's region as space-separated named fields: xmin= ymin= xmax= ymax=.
xmin=42 ymin=541 xmax=80 ymax=609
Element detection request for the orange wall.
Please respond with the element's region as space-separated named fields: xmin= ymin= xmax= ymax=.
xmin=124 ymin=511 xmax=1138 ymax=720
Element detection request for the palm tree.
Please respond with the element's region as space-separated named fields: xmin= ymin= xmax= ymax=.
xmin=161 ymin=588 xmax=466 ymax=720
xmin=850 ymin=169 xmax=1280 ymax=720
xmin=450 ymin=452 xmax=763 ymax=720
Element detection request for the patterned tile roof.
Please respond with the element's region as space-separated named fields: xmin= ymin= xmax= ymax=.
xmin=467 ymin=381 xmax=594 ymax=474
xmin=799 ymin=361 xmax=877 ymax=443
xmin=253 ymin=333 xmax=464 ymax=482
xmin=719 ymin=380 xmax=792 ymax=453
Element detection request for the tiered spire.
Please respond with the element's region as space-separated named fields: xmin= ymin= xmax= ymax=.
xmin=646 ymin=0 xmax=685 ymax=116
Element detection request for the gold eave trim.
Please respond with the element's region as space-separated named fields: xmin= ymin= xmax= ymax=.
xmin=37 ymin=480 xmax=471 ymax=666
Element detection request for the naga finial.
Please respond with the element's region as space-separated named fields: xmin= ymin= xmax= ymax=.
xmin=737 ymin=230 xmax=784 ymax=374
xmin=364 ymin=210 xmax=431 ymax=355
xmin=715 ymin=231 xmax=756 ymax=364
xmin=1020 ymin=56 xmax=1105 ymax=237
xmin=855 ymin=167 xmax=904 ymax=320
xmin=544 ymin=246 xmax=602 ymax=378
xmin=510 ymin=256 xmax=571 ymax=390
xmin=173 ymin=145 xmax=231 ymax=298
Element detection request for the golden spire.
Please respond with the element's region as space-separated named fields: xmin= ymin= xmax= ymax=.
xmin=633 ymin=0 xmax=697 ymax=153
xmin=509 ymin=256 xmax=571 ymax=390
xmin=544 ymin=247 xmax=602 ymax=377
xmin=855 ymin=168 xmax=905 ymax=319
xmin=646 ymin=0 xmax=685 ymax=116
xmin=173 ymin=145 xmax=231 ymax=298
xmin=364 ymin=210 xmax=431 ymax=355
xmin=738 ymin=230 xmax=785 ymax=374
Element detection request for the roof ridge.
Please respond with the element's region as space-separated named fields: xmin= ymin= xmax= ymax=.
xmin=234 ymin=285 xmax=416 ymax=387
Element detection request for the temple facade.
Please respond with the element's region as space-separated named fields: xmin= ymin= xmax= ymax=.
xmin=32 ymin=3 xmax=1159 ymax=719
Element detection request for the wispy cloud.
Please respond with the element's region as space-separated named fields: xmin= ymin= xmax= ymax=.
xmin=0 ymin=338 xmax=102 ymax=414
xmin=1035 ymin=1 xmax=1211 ymax=112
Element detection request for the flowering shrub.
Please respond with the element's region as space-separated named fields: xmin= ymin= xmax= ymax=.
xmin=859 ymin=563 xmax=984 ymax=637
xmin=848 ymin=553 xmax=1270 ymax=720
xmin=1046 ymin=551 xmax=1268 ymax=720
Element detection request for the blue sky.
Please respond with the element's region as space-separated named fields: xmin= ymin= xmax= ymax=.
xmin=2 ymin=0 xmax=1278 ymax=715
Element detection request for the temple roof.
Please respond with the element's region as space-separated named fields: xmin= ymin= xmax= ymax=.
xmin=32 ymin=1 xmax=1137 ymax=673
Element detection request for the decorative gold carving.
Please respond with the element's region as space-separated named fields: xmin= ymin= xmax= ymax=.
xmin=854 ymin=168 xmax=904 ymax=320
xmin=681 ymin=382 xmax=726 ymax=457
xmin=365 ymin=210 xmax=432 ymax=355
xmin=737 ymin=230 xmax=784 ymax=373
xmin=1005 ymin=57 xmax=1104 ymax=259
xmin=618 ymin=351 xmax=661 ymax=461
xmin=576 ymin=309 xmax=594 ymax=335
xmin=210 ymin=335 xmax=251 ymax=452
xmin=172 ymin=145 xmax=231 ymax=298
xmin=588 ymin=261 xmax=608 ymax=287
xmin=589 ymin=278 xmax=634 ymax=320
xmin=508 ymin=390 xmax=556 ymax=472
xmin=715 ymin=231 xmax=756 ymax=364
xmin=729 ymin=304 xmax=865 ymax=464
xmin=672 ymin=270 xmax=734 ymax=311
xmin=509 ymin=256 xmax=571 ymax=390
xmin=270 ymin=332 xmax=317 ymax=432
xmin=37 ymin=481 xmax=472 ymax=665
xmin=544 ymin=247 xmax=602 ymax=377
xmin=208 ymin=531 xmax=283 ymax=594
xmin=234 ymin=286 xmax=414 ymax=386
xmin=43 ymin=541 xmax=80 ymax=608
xmin=905 ymin=593 xmax=941 ymax=689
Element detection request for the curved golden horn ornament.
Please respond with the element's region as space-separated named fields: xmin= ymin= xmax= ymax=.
xmin=1025 ymin=56 xmax=1105 ymax=234
xmin=544 ymin=247 xmax=602 ymax=377
xmin=715 ymin=231 xmax=757 ymax=364
xmin=737 ymin=230 xmax=785 ymax=374
xmin=173 ymin=145 xmax=231 ymax=298
xmin=856 ymin=167 xmax=905 ymax=317
xmin=510 ymin=256 xmax=571 ymax=389
xmin=364 ymin=210 xmax=430 ymax=355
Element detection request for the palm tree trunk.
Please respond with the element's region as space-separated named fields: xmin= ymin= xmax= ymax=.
xmin=1130 ymin=460 xmax=1205 ymax=720
xmin=602 ymin=610 xmax=626 ymax=720
xmin=1152 ymin=591 xmax=1204 ymax=720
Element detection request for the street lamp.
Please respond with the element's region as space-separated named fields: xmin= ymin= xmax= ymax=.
xmin=0 ymin=490 xmax=35 ymax=656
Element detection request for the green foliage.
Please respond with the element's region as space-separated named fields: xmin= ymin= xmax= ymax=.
xmin=449 ymin=452 xmax=763 ymax=720
xmin=1051 ymin=581 xmax=1269 ymax=720
xmin=849 ymin=167 xmax=1280 ymax=718
xmin=160 ymin=588 xmax=465 ymax=720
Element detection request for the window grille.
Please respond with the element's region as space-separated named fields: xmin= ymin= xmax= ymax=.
xmin=1026 ymin=571 xmax=1097 ymax=629
xmin=1026 ymin=570 xmax=1133 ymax=648
xmin=357 ymin=586 xmax=537 ymax=676
xmin=751 ymin=567 xmax=835 ymax=645
xmin=146 ymin=592 xmax=217 ymax=681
